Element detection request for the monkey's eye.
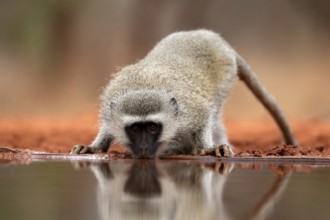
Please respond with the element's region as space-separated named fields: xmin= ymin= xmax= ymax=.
xmin=130 ymin=124 xmax=142 ymax=134
xmin=147 ymin=123 xmax=161 ymax=135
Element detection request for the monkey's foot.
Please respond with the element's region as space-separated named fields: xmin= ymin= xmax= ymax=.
xmin=70 ymin=144 xmax=102 ymax=154
xmin=195 ymin=144 xmax=234 ymax=157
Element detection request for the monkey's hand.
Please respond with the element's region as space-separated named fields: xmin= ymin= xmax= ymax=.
xmin=70 ymin=144 xmax=103 ymax=154
xmin=201 ymin=162 xmax=234 ymax=175
xmin=196 ymin=144 xmax=234 ymax=157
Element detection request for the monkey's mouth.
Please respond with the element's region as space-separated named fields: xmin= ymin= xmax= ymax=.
xmin=126 ymin=147 xmax=157 ymax=159
xmin=127 ymin=142 xmax=160 ymax=159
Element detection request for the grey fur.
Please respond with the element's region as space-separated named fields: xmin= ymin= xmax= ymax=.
xmin=71 ymin=29 xmax=297 ymax=156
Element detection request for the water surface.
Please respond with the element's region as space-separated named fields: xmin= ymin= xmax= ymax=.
xmin=0 ymin=159 xmax=330 ymax=220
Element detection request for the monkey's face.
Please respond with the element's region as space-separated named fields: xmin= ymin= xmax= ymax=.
xmin=125 ymin=121 xmax=163 ymax=158
xmin=106 ymin=90 xmax=179 ymax=157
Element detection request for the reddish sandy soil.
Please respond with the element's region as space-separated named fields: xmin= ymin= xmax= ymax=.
xmin=0 ymin=113 xmax=329 ymax=159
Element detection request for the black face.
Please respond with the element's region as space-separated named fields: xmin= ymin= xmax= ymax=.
xmin=125 ymin=122 xmax=163 ymax=158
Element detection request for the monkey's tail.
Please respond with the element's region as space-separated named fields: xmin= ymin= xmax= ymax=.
xmin=236 ymin=54 xmax=298 ymax=146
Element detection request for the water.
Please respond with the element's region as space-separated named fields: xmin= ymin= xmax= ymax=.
xmin=0 ymin=159 xmax=330 ymax=220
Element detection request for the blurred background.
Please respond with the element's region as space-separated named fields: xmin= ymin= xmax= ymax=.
xmin=0 ymin=0 xmax=329 ymax=119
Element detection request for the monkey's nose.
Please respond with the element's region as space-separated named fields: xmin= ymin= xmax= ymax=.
xmin=139 ymin=145 xmax=148 ymax=154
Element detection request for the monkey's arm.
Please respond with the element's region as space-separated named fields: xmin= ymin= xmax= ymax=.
xmin=70 ymin=127 xmax=114 ymax=154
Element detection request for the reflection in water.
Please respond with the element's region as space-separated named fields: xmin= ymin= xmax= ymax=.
xmin=246 ymin=172 xmax=291 ymax=220
xmin=3 ymin=160 xmax=330 ymax=220
xmin=82 ymin=161 xmax=290 ymax=220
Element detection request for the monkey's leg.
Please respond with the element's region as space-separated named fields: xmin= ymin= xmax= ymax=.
xmin=212 ymin=120 xmax=230 ymax=146
xmin=193 ymin=126 xmax=233 ymax=157
xmin=70 ymin=127 xmax=114 ymax=154
xmin=195 ymin=121 xmax=234 ymax=157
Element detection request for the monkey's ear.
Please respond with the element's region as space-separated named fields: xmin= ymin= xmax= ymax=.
xmin=170 ymin=97 xmax=179 ymax=116
xmin=110 ymin=102 xmax=116 ymax=110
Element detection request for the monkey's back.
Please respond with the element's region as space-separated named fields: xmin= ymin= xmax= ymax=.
xmin=104 ymin=30 xmax=237 ymax=127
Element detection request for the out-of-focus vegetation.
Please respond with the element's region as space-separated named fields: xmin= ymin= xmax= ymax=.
xmin=0 ymin=0 xmax=329 ymax=119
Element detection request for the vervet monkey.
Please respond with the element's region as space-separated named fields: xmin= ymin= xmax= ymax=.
xmin=71 ymin=29 xmax=297 ymax=157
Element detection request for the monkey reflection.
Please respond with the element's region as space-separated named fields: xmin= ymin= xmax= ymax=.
xmin=124 ymin=162 xmax=162 ymax=198
xmin=84 ymin=161 xmax=290 ymax=220
xmin=87 ymin=161 xmax=233 ymax=220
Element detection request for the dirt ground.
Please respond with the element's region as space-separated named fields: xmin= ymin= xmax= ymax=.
xmin=0 ymin=113 xmax=329 ymax=158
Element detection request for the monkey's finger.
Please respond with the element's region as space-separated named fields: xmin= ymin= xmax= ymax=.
xmin=203 ymin=147 xmax=220 ymax=156
xmin=199 ymin=149 xmax=206 ymax=156
xmin=70 ymin=145 xmax=79 ymax=154
xmin=70 ymin=145 xmax=87 ymax=154
xmin=215 ymin=147 xmax=221 ymax=157
xmin=219 ymin=144 xmax=234 ymax=157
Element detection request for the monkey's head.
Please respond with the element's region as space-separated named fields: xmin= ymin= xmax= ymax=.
xmin=105 ymin=90 xmax=179 ymax=158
